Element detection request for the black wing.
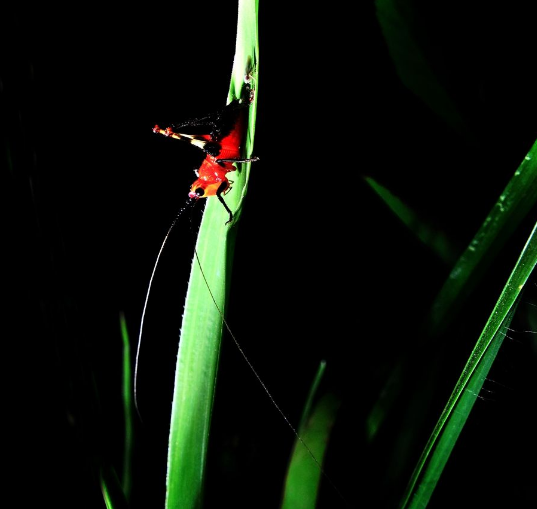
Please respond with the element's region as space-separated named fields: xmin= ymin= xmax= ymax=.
xmin=169 ymin=84 xmax=251 ymax=142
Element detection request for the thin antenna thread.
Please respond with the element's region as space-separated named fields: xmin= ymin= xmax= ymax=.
xmin=192 ymin=248 xmax=350 ymax=506
xmin=134 ymin=199 xmax=197 ymax=419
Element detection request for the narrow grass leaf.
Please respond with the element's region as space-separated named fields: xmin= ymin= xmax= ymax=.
xmin=375 ymin=0 xmax=467 ymax=135
xmin=296 ymin=361 xmax=327 ymax=435
xmin=100 ymin=465 xmax=129 ymax=509
xmin=165 ymin=2 xmax=259 ymax=509
xmin=429 ymin=139 xmax=537 ymax=335
xmin=99 ymin=313 xmax=133 ymax=509
xmin=364 ymin=176 xmax=459 ymax=265
xmin=280 ymin=361 xmax=341 ymax=509
xmin=400 ymin=220 xmax=537 ymax=509
xmin=371 ymin=139 xmax=537 ymax=489
xmin=119 ymin=312 xmax=133 ymax=501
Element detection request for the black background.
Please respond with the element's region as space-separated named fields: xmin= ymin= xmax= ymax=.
xmin=3 ymin=2 xmax=537 ymax=508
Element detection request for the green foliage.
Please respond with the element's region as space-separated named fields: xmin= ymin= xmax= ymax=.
xmin=131 ymin=1 xmax=537 ymax=507
xmin=115 ymin=2 xmax=536 ymax=506
xmin=165 ymin=2 xmax=259 ymax=509
xmin=12 ymin=1 xmax=534 ymax=508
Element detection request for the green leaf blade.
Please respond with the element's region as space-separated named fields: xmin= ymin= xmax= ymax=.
xmin=164 ymin=1 xmax=259 ymax=508
xmin=429 ymin=139 xmax=537 ymax=334
xmin=400 ymin=220 xmax=537 ymax=509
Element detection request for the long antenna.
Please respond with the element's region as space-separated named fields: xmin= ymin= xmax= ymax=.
xmin=134 ymin=198 xmax=196 ymax=418
xmin=135 ymin=206 xmax=351 ymax=506
xmin=192 ymin=247 xmax=351 ymax=507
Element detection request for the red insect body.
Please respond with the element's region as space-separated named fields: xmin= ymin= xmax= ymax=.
xmin=188 ymin=156 xmax=233 ymax=200
xmin=152 ymin=92 xmax=256 ymax=224
xmin=188 ymin=109 xmax=246 ymax=200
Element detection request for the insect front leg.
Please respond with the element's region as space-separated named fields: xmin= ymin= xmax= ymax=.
xmin=216 ymin=156 xmax=259 ymax=164
xmin=216 ymin=181 xmax=234 ymax=225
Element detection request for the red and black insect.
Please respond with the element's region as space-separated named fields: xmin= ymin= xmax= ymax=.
xmin=152 ymin=86 xmax=258 ymax=224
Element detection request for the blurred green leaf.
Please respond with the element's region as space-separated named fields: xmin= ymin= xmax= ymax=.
xmin=375 ymin=0 xmax=467 ymax=135
xmin=280 ymin=361 xmax=341 ymax=509
xmin=119 ymin=312 xmax=133 ymax=501
xmin=100 ymin=464 xmax=129 ymax=509
xmin=365 ymin=176 xmax=459 ymax=265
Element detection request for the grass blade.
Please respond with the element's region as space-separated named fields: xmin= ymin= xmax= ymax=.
xmin=364 ymin=176 xmax=458 ymax=265
xmin=164 ymin=1 xmax=259 ymax=508
xmin=280 ymin=391 xmax=341 ymax=509
xmin=99 ymin=313 xmax=134 ymax=509
xmin=119 ymin=312 xmax=133 ymax=501
xmin=428 ymin=140 xmax=537 ymax=335
xmin=399 ymin=220 xmax=537 ymax=509
xmin=366 ymin=140 xmax=537 ymax=448
xmin=375 ymin=0 xmax=467 ymax=135
xmin=280 ymin=361 xmax=343 ymax=509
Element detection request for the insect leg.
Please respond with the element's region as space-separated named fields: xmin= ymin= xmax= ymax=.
xmin=216 ymin=181 xmax=233 ymax=225
xmin=216 ymin=156 xmax=259 ymax=164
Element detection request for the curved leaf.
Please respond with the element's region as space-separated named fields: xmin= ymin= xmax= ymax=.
xmin=164 ymin=2 xmax=259 ymax=508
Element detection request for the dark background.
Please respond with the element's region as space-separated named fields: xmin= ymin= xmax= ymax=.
xmin=3 ymin=2 xmax=537 ymax=508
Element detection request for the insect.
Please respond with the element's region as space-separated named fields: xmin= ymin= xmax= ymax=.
xmin=152 ymin=86 xmax=258 ymax=224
